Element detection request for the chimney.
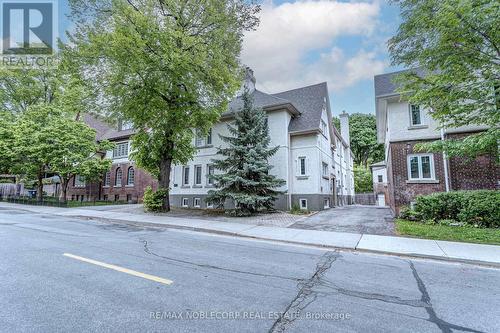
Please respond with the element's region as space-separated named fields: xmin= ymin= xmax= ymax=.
xmin=339 ymin=110 xmax=350 ymax=145
xmin=238 ymin=67 xmax=256 ymax=96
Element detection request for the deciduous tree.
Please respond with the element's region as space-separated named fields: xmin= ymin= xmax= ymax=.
xmin=66 ymin=0 xmax=260 ymax=211
xmin=389 ymin=0 xmax=500 ymax=157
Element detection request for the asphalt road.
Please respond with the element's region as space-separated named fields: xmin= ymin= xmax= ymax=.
xmin=291 ymin=205 xmax=395 ymax=235
xmin=1 ymin=207 xmax=499 ymax=333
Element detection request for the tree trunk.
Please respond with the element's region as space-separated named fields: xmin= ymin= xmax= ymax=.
xmin=37 ymin=170 xmax=44 ymax=202
xmin=59 ymin=178 xmax=68 ymax=203
xmin=158 ymin=157 xmax=172 ymax=212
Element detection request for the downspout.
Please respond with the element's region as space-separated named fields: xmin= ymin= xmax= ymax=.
xmin=287 ymin=133 xmax=292 ymax=210
xmin=441 ymin=128 xmax=450 ymax=192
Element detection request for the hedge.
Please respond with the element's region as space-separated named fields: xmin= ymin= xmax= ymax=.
xmin=405 ymin=190 xmax=500 ymax=228
xmin=143 ymin=186 xmax=169 ymax=212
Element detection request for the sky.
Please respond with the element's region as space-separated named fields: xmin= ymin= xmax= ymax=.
xmin=56 ymin=0 xmax=403 ymax=117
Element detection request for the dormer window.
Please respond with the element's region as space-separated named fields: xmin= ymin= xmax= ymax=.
xmin=409 ymin=104 xmax=422 ymax=126
xmin=119 ymin=119 xmax=133 ymax=131
xmin=195 ymin=128 xmax=212 ymax=147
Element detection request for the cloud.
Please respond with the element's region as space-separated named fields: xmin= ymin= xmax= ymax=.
xmin=241 ymin=0 xmax=387 ymax=93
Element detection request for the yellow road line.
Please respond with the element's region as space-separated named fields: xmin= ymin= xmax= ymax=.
xmin=63 ymin=253 xmax=173 ymax=285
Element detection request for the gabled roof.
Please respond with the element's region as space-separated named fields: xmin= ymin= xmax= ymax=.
xmin=374 ymin=68 xmax=426 ymax=97
xmin=82 ymin=114 xmax=112 ymax=141
xmin=272 ymin=82 xmax=329 ymax=133
xmin=83 ymin=81 xmax=330 ymax=141
xmin=225 ymin=90 xmax=296 ymax=115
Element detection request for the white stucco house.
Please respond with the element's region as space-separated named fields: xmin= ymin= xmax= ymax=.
xmin=169 ymin=69 xmax=355 ymax=211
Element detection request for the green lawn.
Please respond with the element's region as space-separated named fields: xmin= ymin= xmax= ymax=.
xmin=396 ymin=219 xmax=500 ymax=245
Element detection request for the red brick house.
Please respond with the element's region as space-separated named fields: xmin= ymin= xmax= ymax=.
xmin=66 ymin=115 xmax=158 ymax=203
xmin=374 ymin=70 xmax=499 ymax=215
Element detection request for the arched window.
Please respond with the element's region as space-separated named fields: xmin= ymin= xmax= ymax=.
xmin=127 ymin=167 xmax=135 ymax=186
xmin=115 ymin=168 xmax=122 ymax=186
xmin=104 ymin=171 xmax=111 ymax=186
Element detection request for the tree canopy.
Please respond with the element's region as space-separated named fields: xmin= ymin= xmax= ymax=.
xmin=334 ymin=113 xmax=384 ymax=167
xmin=389 ymin=0 xmax=500 ymax=157
xmin=66 ymin=0 xmax=260 ymax=211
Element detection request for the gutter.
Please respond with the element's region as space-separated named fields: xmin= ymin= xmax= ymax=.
xmin=441 ymin=128 xmax=450 ymax=192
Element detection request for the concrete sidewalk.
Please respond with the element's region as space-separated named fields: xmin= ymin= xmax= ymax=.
xmin=1 ymin=202 xmax=499 ymax=267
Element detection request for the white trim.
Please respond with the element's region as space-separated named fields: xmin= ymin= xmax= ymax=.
xmin=409 ymin=104 xmax=423 ymax=126
xmin=193 ymin=198 xmax=201 ymax=208
xmin=194 ymin=165 xmax=202 ymax=186
xmin=407 ymin=154 xmax=435 ymax=180
xmin=182 ymin=198 xmax=189 ymax=208
xmin=299 ymin=198 xmax=308 ymax=210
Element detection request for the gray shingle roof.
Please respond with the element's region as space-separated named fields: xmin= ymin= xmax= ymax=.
xmin=272 ymin=82 xmax=328 ymax=133
xmin=224 ymin=90 xmax=293 ymax=115
xmin=83 ymin=82 xmax=329 ymax=140
xmin=374 ymin=68 xmax=425 ymax=97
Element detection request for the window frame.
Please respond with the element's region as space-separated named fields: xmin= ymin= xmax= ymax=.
xmin=104 ymin=171 xmax=111 ymax=187
xmin=115 ymin=168 xmax=123 ymax=187
xmin=207 ymin=164 xmax=215 ymax=186
xmin=182 ymin=198 xmax=189 ymax=208
xmin=127 ymin=167 xmax=135 ymax=186
xmin=299 ymin=199 xmax=308 ymax=210
xmin=182 ymin=166 xmax=190 ymax=186
xmin=407 ymin=154 xmax=435 ymax=180
xmin=322 ymin=162 xmax=328 ymax=177
xmin=74 ymin=175 xmax=85 ymax=188
xmin=113 ymin=141 xmax=129 ymax=159
xmin=409 ymin=104 xmax=423 ymax=126
xmin=194 ymin=165 xmax=202 ymax=186
xmin=194 ymin=198 xmax=201 ymax=208
xmin=298 ymin=157 xmax=307 ymax=176
xmin=378 ymin=175 xmax=383 ymax=183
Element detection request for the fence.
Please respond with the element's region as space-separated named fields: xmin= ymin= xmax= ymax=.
xmin=3 ymin=196 xmax=129 ymax=208
xmin=354 ymin=193 xmax=376 ymax=205
xmin=0 ymin=183 xmax=24 ymax=198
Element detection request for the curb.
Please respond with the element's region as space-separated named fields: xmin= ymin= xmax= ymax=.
xmin=75 ymin=214 xmax=500 ymax=269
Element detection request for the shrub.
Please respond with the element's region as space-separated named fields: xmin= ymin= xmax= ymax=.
xmin=290 ymin=203 xmax=310 ymax=215
xmin=399 ymin=206 xmax=422 ymax=221
xmin=413 ymin=190 xmax=499 ymax=228
xmin=143 ymin=186 xmax=169 ymax=212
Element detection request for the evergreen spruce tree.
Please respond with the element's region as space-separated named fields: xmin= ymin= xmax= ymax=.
xmin=206 ymin=91 xmax=286 ymax=216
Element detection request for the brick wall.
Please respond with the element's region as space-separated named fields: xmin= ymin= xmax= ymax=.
xmin=67 ymin=163 xmax=158 ymax=202
xmin=387 ymin=133 xmax=499 ymax=215
xmin=388 ymin=140 xmax=446 ymax=214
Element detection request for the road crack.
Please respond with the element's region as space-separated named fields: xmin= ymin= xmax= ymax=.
xmin=409 ymin=261 xmax=484 ymax=333
xmin=268 ymin=251 xmax=339 ymax=333
xmin=140 ymin=239 xmax=302 ymax=282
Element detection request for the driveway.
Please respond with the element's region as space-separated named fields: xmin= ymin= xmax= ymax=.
xmin=290 ymin=205 xmax=395 ymax=235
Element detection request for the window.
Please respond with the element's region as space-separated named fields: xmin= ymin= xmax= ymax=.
xmin=206 ymin=128 xmax=212 ymax=145
xmin=104 ymin=171 xmax=111 ymax=187
xmin=127 ymin=167 xmax=135 ymax=186
xmin=378 ymin=175 xmax=383 ymax=183
xmin=74 ymin=175 xmax=85 ymax=188
xmin=113 ymin=142 xmax=129 ymax=158
xmin=119 ymin=120 xmax=133 ymax=131
xmin=408 ymin=154 xmax=435 ymax=180
xmin=194 ymin=165 xmax=202 ymax=186
xmin=195 ymin=128 xmax=213 ymax=147
xmin=299 ymin=199 xmax=308 ymax=210
xmin=324 ymin=198 xmax=330 ymax=209
xmin=126 ymin=194 xmax=132 ymax=202
xmin=194 ymin=198 xmax=201 ymax=208
xmin=182 ymin=198 xmax=189 ymax=207
xmin=103 ymin=195 xmax=108 ymax=201
xmin=115 ymin=168 xmax=122 ymax=186
xmin=206 ymin=202 xmax=214 ymax=209
xmin=207 ymin=164 xmax=215 ymax=185
xmin=182 ymin=166 xmax=190 ymax=186
xmin=320 ymin=120 xmax=327 ymax=134
xmin=298 ymin=157 xmax=307 ymax=176
xmin=114 ymin=194 xmax=120 ymax=201
xmin=409 ymin=104 xmax=422 ymax=126
xmin=322 ymin=162 xmax=328 ymax=177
